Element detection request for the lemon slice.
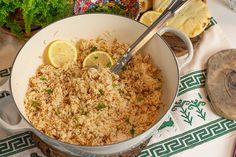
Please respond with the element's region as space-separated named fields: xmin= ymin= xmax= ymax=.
xmin=47 ymin=40 xmax=77 ymax=68
xmin=139 ymin=10 xmax=161 ymax=27
xmin=83 ymin=51 xmax=113 ymax=68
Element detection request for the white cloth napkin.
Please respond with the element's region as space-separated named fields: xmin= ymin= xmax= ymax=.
xmin=0 ymin=32 xmax=23 ymax=138
xmin=138 ymin=20 xmax=236 ymax=157
xmin=0 ymin=18 xmax=235 ymax=157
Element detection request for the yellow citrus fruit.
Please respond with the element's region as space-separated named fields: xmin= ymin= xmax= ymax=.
xmin=83 ymin=51 xmax=113 ymax=68
xmin=47 ymin=40 xmax=77 ymax=68
xmin=139 ymin=10 xmax=161 ymax=27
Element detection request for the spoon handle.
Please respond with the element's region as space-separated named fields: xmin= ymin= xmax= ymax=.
xmin=110 ymin=0 xmax=190 ymax=73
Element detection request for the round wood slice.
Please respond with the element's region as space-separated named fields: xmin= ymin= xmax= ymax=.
xmin=206 ymin=49 xmax=236 ymax=120
xmin=32 ymin=133 xmax=151 ymax=157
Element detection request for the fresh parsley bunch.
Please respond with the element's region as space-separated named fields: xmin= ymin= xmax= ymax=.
xmin=0 ymin=0 xmax=73 ymax=37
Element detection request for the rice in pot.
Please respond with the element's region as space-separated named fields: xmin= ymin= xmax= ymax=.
xmin=24 ymin=38 xmax=163 ymax=146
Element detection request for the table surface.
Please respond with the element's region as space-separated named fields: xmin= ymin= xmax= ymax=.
xmin=209 ymin=0 xmax=236 ymax=48
xmin=175 ymin=1 xmax=236 ymax=157
xmin=0 ymin=1 xmax=236 ymax=157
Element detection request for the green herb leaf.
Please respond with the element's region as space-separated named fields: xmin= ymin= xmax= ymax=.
xmin=112 ymin=84 xmax=119 ymax=88
xmin=137 ymin=96 xmax=144 ymax=102
xmin=80 ymin=109 xmax=88 ymax=115
xmin=130 ymin=127 xmax=135 ymax=136
xmin=31 ymin=100 xmax=40 ymax=109
xmin=94 ymin=56 xmax=98 ymax=60
xmin=121 ymin=66 xmax=127 ymax=71
xmin=96 ymin=102 xmax=106 ymax=110
xmin=0 ymin=0 xmax=72 ymax=36
xmin=44 ymin=88 xmax=53 ymax=94
xmin=99 ymin=89 xmax=104 ymax=95
xmin=125 ymin=117 xmax=130 ymax=124
xmin=91 ymin=46 xmax=98 ymax=52
xmin=106 ymin=62 xmax=112 ymax=68
xmin=55 ymin=108 xmax=61 ymax=116
xmin=85 ymin=2 xmax=126 ymax=16
xmin=118 ymin=89 xmax=125 ymax=94
xmin=40 ymin=77 xmax=47 ymax=81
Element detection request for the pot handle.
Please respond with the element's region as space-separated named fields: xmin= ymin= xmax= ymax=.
xmin=158 ymin=27 xmax=194 ymax=70
xmin=0 ymin=79 xmax=31 ymax=133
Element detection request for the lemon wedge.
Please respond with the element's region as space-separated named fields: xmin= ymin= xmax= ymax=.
xmin=83 ymin=51 xmax=113 ymax=68
xmin=47 ymin=40 xmax=77 ymax=68
xmin=139 ymin=10 xmax=161 ymax=27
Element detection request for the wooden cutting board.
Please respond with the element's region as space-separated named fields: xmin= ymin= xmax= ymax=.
xmin=206 ymin=49 xmax=236 ymax=120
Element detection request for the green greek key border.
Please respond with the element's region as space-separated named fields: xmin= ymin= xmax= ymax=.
xmin=0 ymin=91 xmax=10 ymax=99
xmin=0 ymin=67 xmax=12 ymax=100
xmin=0 ymin=131 xmax=35 ymax=157
xmin=178 ymin=70 xmax=206 ymax=96
xmin=138 ymin=69 xmax=236 ymax=157
xmin=0 ymin=68 xmax=11 ymax=78
xmin=205 ymin=17 xmax=218 ymax=31
xmin=138 ymin=118 xmax=236 ymax=157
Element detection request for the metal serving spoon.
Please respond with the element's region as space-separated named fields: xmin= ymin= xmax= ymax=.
xmin=110 ymin=0 xmax=190 ymax=73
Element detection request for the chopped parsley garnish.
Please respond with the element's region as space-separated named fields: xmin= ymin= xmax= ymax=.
xmin=80 ymin=109 xmax=88 ymax=115
xmin=94 ymin=56 xmax=98 ymax=60
xmin=106 ymin=62 xmax=112 ymax=68
xmin=118 ymin=89 xmax=124 ymax=94
xmin=40 ymin=77 xmax=47 ymax=81
xmin=31 ymin=101 xmax=40 ymax=109
xmin=130 ymin=127 xmax=135 ymax=136
xmin=137 ymin=96 xmax=144 ymax=102
xmin=96 ymin=102 xmax=106 ymax=110
xmin=55 ymin=108 xmax=61 ymax=116
xmin=121 ymin=66 xmax=127 ymax=71
xmin=99 ymin=89 xmax=104 ymax=95
xmin=125 ymin=117 xmax=130 ymax=123
xmin=44 ymin=88 xmax=53 ymax=94
xmin=91 ymin=46 xmax=98 ymax=52
xmin=112 ymin=84 xmax=119 ymax=88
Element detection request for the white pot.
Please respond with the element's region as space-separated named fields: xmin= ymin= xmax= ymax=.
xmin=0 ymin=14 xmax=193 ymax=156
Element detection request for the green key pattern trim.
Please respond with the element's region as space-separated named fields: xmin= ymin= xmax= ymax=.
xmin=178 ymin=70 xmax=206 ymax=96
xmin=0 ymin=67 xmax=12 ymax=100
xmin=0 ymin=131 xmax=35 ymax=157
xmin=0 ymin=91 xmax=10 ymax=99
xmin=0 ymin=68 xmax=11 ymax=78
xmin=138 ymin=69 xmax=236 ymax=157
xmin=205 ymin=17 xmax=217 ymax=31
xmin=138 ymin=118 xmax=236 ymax=157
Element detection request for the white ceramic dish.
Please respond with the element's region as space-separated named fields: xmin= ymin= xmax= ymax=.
xmin=0 ymin=14 xmax=193 ymax=156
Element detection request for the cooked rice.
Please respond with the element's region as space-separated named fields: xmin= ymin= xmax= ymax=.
xmin=24 ymin=38 xmax=163 ymax=146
